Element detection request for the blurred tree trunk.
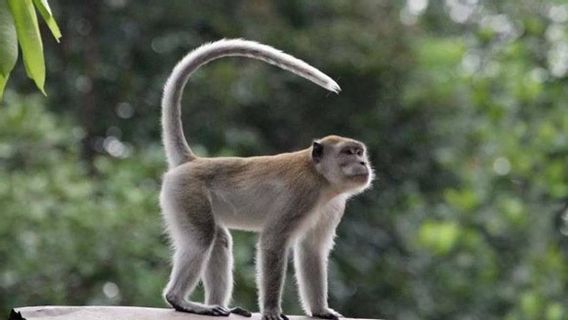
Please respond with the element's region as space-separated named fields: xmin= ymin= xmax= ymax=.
xmin=80 ymin=0 xmax=101 ymax=173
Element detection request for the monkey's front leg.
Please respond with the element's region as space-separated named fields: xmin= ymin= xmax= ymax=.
xmin=293 ymin=204 xmax=345 ymax=320
xmin=294 ymin=242 xmax=342 ymax=320
xmin=257 ymin=234 xmax=290 ymax=320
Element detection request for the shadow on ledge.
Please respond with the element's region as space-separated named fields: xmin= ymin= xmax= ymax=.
xmin=9 ymin=306 xmax=379 ymax=320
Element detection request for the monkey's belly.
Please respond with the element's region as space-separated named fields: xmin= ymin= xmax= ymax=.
xmin=209 ymin=189 xmax=269 ymax=232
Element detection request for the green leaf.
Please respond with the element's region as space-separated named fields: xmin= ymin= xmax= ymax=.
xmin=32 ymin=0 xmax=61 ymax=42
xmin=7 ymin=0 xmax=46 ymax=95
xmin=0 ymin=0 xmax=18 ymax=77
xmin=0 ymin=73 xmax=8 ymax=100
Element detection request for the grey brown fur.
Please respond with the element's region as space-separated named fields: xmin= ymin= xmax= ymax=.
xmin=160 ymin=39 xmax=373 ymax=320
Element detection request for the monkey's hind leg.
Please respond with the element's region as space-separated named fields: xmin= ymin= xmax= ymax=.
xmin=203 ymin=226 xmax=252 ymax=317
xmin=162 ymin=188 xmax=230 ymax=316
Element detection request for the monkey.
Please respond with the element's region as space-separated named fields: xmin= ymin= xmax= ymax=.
xmin=160 ymin=39 xmax=373 ymax=320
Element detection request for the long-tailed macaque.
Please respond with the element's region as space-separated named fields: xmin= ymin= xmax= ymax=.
xmin=160 ymin=39 xmax=373 ymax=320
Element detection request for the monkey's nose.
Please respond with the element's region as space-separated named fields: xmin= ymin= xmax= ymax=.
xmin=359 ymin=162 xmax=366 ymax=166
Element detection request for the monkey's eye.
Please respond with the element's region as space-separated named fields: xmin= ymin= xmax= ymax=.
xmin=342 ymin=148 xmax=354 ymax=155
xmin=356 ymin=149 xmax=363 ymax=156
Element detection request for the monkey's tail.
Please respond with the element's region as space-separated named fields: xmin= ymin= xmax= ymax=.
xmin=161 ymin=38 xmax=341 ymax=169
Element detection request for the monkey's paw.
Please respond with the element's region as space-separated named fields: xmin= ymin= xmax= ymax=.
xmin=197 ymin=305 xmax=231 ymax=317
xmin=262 ymin=309 xmax=289 ymax=320
xmin=230 ymin=306 xmax=252 ymax=317
xmin=170 ymin=302 xmax=230 ymax=317
xmin=312 ymin=308 xmax=343 ymax=320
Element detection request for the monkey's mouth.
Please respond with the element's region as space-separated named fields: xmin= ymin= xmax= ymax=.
xmin=349 ymin=172 xmax=370 ymax=180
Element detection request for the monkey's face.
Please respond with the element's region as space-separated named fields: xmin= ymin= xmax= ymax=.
xmin=312 ymin=136 xmax=373 ymax=194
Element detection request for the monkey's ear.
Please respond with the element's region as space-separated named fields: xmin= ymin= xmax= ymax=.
xmin=312 ymin=141 xmax=324 ymax=163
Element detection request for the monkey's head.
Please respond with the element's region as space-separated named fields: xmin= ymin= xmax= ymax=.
xmin=311 ymin=135 xmax=374 ymax=194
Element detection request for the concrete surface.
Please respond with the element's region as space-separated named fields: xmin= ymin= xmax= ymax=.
xmin=12 ymin=306 xmax=378 ymax=320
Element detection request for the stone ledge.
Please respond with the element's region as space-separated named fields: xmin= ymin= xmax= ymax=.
xmin=11 ymin=306 xmax=378 ymax=320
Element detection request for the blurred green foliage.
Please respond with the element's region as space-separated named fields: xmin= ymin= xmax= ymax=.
xmin=0 ymin=93 xmax=168 ymax=307
xmin=1 ymin=1 xmax=568 ymax=320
